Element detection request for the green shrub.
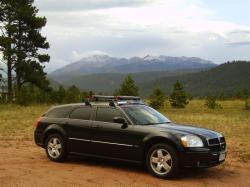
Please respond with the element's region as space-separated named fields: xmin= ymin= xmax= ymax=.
xmin=205 ymin=96 xmax=222 ymax=109
xmin=245 ymin=99 xmax=250 ymax=110
xmin=149 ymin=88 xmax=166 ymax=109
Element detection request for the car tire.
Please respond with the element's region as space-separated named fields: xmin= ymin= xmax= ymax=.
xmin=146 ymin=143 xmax=179 ymax=179
xmin=45 ymin=133 xmax=67 ymax=162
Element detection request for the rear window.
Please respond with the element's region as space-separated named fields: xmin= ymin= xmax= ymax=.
xmin=70 ymin=107 xmax=91 ymax=120
xmin=47 ymin=107 xmax=73 ymax=118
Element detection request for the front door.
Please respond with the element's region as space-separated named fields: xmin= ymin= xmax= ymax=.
xmin=90 ymin=106 xmax=143 ymax=161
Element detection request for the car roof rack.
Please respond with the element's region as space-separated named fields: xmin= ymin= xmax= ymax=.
xmin=92 ymin=95 xmax=140 ymax=101
xmin=87 ymin=95 xmax=143 ymax=106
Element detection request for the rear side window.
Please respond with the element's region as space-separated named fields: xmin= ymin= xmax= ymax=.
xmin=47 ymin=107 xmax=72 ymax=118
xmin=96 ymin=107 xmax=123 ymax=123
xmin=70 ymin=107 xmax=91 ymax=120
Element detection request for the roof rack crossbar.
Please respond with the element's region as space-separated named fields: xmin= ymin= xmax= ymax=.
xmin=91 ymin=95 xmax=141 ymax=102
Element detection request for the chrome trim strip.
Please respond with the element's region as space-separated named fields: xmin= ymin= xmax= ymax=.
xmin=69 ymin=137 xmax=135 ymax=147
xmin=69 ymin=138 xmax=91 ymax=142
xmin=91 ymin=140 xmax=133 ymax=147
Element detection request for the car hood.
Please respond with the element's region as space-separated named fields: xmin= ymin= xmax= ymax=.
xmin=149 ymin=123 xmax=222 ymax=139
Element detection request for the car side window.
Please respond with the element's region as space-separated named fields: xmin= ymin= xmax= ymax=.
xmin=96 ymin=107 xmax=123 ymax=123
xmin=70 ymin=107 xmax=91 ymax=120
xmin=47 ymin=107 xmax=73 ymax=118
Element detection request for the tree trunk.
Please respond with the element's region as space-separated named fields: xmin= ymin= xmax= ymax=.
xmin=7 ymin=48 xmax=12 ymax=102
xmin=16 ymin=19 xmax=22 ymax=91
xmin=7 ymin=20 xmax=13 ymax=102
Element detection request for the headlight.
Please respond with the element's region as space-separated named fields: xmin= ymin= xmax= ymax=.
xmin=181 ymin=135 xmax=204 ymax=147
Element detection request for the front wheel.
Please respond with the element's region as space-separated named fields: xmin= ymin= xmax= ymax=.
xmin=45 ymin=134 xmax=67 ymax=162
xmin=146 ymin=143 xmax=179 ymax=178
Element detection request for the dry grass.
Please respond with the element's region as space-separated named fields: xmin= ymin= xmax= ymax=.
xmin=0 ymin=100 xmax=249 ymax=163
xmin=0 ymin=104 xmax=49 ymax=141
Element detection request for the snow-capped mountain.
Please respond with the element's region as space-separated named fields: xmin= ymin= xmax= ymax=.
xmin=50 ymin=54 xmax=216 ymax=77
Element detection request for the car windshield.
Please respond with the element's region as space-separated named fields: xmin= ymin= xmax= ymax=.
xmin=121 ymin=105 xmax=171 ymax=125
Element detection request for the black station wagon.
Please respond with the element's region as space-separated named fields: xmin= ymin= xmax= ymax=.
xmin=34 ymin=95 xmax=227 ymax=178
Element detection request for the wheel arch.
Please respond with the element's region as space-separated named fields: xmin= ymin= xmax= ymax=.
xmin=142 ymin=136 xmax=182 ymax=164
xmin=42 ymin=124 xmax=67 ymax=148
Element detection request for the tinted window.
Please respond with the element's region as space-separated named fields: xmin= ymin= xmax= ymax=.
xmin=47 ymin=107 xmax=72 ymax=118
xmin=70 ymin=107 xmax=91 ymax=120
xmin=96 ymin=107 xmax=123 ymax=123
xmin=122 ymin=105 xmax=171 ymax=125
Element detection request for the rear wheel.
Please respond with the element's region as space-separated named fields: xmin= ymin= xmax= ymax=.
xmin=45 ymin=134 xmax=67 ymax=162
xmin=146 ymin=143 xmax=179 ymax=178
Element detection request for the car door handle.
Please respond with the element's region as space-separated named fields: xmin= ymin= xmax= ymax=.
xmin=93 ymin=125 xmax=101 ymax=129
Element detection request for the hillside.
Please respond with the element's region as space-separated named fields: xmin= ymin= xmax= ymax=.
xmin=48 ymin=61 xmax=250 ymax=97
xmin=51 ymin=69 xmax=199 ymax=93
xmin=48 ymin=78 xmax=61 ymax=89
xmin=141 ymin=61 xmax=250 ymax=97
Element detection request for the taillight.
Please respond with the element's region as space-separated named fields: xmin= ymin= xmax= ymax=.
xmin=35 ymin=117 xmax=42 ymax=128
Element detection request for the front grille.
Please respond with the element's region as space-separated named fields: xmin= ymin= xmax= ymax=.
xmin=207 ymin=137 xmax=226 ymax=152
xmin=208 ymin=138 xmax=220 ymax=145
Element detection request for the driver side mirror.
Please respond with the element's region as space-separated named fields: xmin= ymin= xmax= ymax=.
xmin=113 ymin=117 xmax=128 ymax=128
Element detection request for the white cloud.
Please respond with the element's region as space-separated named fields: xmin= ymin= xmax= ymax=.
xmin=71 ymin=50 xmax=110 ymax=61
xmin=34 ymin=0 xmax=250 ymax=71
xmin=35 ymin=0 xmax=151 ymax=11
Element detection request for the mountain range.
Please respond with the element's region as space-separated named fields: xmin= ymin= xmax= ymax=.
xmin=50 ymin=55 xmax=215 ymax=76
xmin=48 ymin=55 xmax=250 ymax=97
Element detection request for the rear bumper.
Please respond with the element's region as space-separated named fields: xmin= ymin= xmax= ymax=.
xmin=180 ymin=148 xmax=227 ymax=168
xmin=34 ymin=131 xmax=43 ymax=147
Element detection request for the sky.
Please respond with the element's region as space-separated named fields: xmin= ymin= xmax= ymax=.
xmin=33 ymin=0 xmax=250 ymax=72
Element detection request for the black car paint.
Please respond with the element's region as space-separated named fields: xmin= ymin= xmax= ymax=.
xmin=34 ymin=104 xmax=226 ymax=167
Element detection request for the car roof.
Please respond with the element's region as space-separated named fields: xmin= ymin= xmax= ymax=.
xmin=49 ymin=102 xmax=146 ymax=109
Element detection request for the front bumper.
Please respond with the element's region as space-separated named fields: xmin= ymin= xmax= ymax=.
xmin=180 ymin=147 xmax=227 ymax=168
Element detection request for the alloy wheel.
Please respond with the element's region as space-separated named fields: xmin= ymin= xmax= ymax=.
xmin=47 ymin=137 xmax=62 ymax=159
xmin=150 ymin=148 xmax=172 ymax=175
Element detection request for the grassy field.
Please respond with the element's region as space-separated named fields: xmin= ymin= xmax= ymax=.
xmin=0 ymin=100 xmax=249 ymax=164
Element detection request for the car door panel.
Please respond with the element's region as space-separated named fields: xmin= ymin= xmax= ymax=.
xmin=91 ymin=106 xmax=148 ymax=161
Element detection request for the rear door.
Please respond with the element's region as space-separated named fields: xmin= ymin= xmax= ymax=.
xmin=90 ymin=106 xmax=140 ymax=161
xmin=66 ymin=106 xmax=94 ymax=154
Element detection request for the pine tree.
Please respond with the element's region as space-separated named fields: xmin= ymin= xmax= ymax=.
xmin=57 ymin=85 xmax=66 ymax=104
xmin=149 ymin=88 xmax=166 ymax=109
xmin=169 ymin=81 xmax=189 ymax=108
xmin=50 ymin=85 xmax=66 ymax=104
xmin=115 ymin=74 xmax=139 ymax=96
xmin=64 ymin=85 xmax=81 ymax=103
xmin=0 ymin=0 xmax=50 ymax=102
xmin=0 ymin=0 xmax=15 ymax=101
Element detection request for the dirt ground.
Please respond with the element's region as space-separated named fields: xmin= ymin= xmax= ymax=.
xmin=0 ymin=141 xmax=250 ymax=187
